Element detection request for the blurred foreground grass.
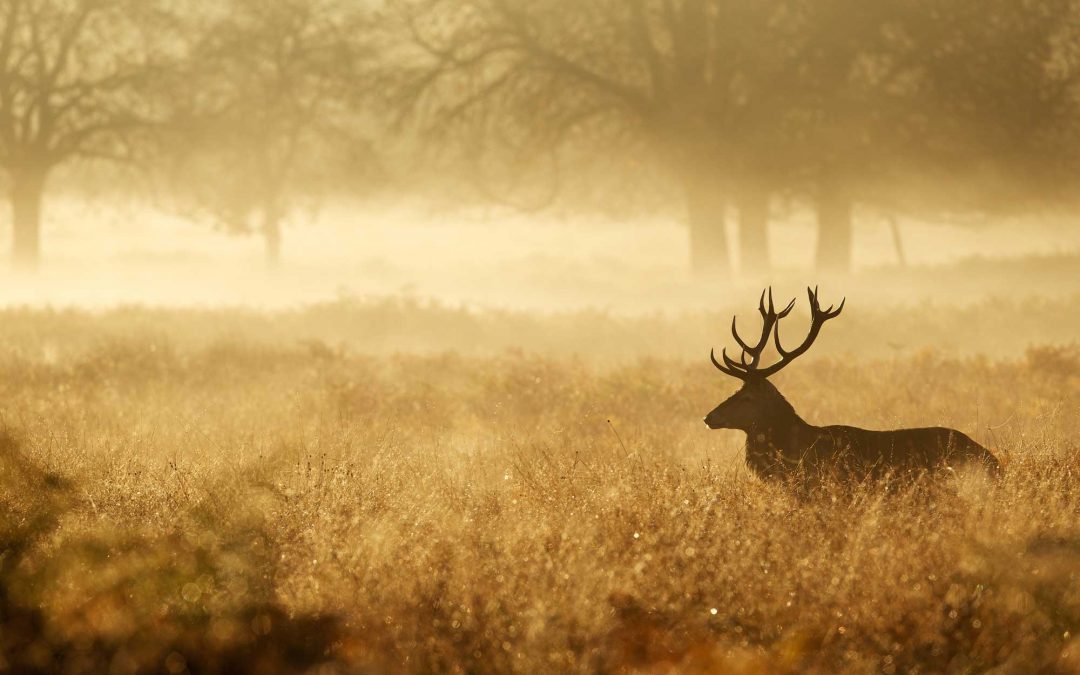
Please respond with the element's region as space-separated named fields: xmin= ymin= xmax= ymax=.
xmin=0 ymin=306 xmax=1077 ymax=673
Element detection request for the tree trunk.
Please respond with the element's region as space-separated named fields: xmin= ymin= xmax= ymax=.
xmin=685 ymin=177 xmax=729 ymax=278
xmin=11 ymin=169 xmax=47 ymax=271
xmin=737 ymin=185 xmax=770 ymax=276
xmin=815 ymin=182 xmax=853 ymax=274
xmin=887 ymin=215 xmax=907 ymax=267
xmin=262 ymin=208 xmax=282 ymax=268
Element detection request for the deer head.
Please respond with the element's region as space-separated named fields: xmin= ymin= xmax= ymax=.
xmin=704 ymin=287 xmax=844 ymax=431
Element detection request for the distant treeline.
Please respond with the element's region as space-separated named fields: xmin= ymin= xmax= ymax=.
xmin=0 ymin=291 xmax=1076 ymax=361
xmin=1 ymin=0 xmax=1079 ymax=273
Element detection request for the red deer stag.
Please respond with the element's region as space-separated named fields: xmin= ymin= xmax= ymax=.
xmin=704 ymin=288 xmax=1001 ymax=482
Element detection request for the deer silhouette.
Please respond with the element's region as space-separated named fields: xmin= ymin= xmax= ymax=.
xmin=705 ymin=288 xmax=1001 ymax=482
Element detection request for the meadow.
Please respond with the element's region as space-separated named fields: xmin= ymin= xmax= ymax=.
xmin=0 ymin=301 xmax=1077 ymax=674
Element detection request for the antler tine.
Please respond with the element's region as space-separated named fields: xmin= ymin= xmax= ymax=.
xmin=713 ymin=287 xmax=818 ymax=380
xmin=710 ymin=348 xmax=723 ymax=369
xmin=730 ymin=315 xmax=754 ymax=352
xmin=749 ymin=288 xmax=777 ymax=366
xmin=725 ymin=349 xmax=749 ymax=371
xmin=777 ymin=296 xmax=797 ymax=319
xmin=809 ymin=285 xmax=845 ymax=319
xmin=826 ymin=297 xmax=846 ymax=318
xmin=711 ymin=348 xmax=749 ymax=379
xmin=773 ymin=318 xmax=794 ymax=359
xmin=757 ymin=288 xmax=845 ymax=378
xmin=727 ymin=287 xmax=779 ymax=367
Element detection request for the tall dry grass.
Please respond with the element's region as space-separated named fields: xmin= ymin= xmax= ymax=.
xmin=0 ymin=310 xmax=1077 ymax=673
xmin=1 ymin=292 xmax=1078 ymax=362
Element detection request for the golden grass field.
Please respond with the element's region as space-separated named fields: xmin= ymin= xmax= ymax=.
xmin=0 ymin=302 xmax=1077 ymax=674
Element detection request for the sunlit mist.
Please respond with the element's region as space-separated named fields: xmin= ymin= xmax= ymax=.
xmin=1 ymin=1 xmax=1078 ymax=673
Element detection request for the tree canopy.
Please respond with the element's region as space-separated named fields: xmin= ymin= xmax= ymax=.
xmin=1 ymin=0 xmax=1079 ymax=272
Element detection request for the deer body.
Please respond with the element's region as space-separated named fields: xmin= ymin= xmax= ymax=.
xmin=748 ymin=423 xmax=1000 ymax=481
xmin=706 ymin=289 xmax=1001 ymax=481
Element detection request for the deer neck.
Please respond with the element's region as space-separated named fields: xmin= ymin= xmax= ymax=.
xmin=746 ymin=403 xmax=809 ymax=452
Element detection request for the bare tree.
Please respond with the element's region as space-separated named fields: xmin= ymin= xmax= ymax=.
xmin=0 ymin=0 xmax=168 ymax=270
xmin=922 ymin=0 xmax=1077 ymax=213
xmin=387 ymin=0 xmax=793 ymax=277
xmin=161 ymin=0 xmax=373 ymax=266
xmin=782 ymin=0 xmax=1075 ymax=273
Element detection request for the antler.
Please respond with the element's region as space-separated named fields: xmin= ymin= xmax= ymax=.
xmin=710 ymin=287 xmax=795 ymax=380
xmin=711 ymin=286 xmax=844 ymax=380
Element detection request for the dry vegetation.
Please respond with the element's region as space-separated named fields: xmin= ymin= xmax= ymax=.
xmin=1 ymin=290 xmax=1078 ymax=360
xmin=0 ymin=305 xmax=1078 ymax=674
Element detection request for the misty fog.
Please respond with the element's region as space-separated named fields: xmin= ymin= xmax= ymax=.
xmin=0 ymin=200 xmax=1077 ymax=311
xmin=3 ymin=4 xmax=1080 ymax=673
xmin=1 ymin=0 xmax=1079 ymax=327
